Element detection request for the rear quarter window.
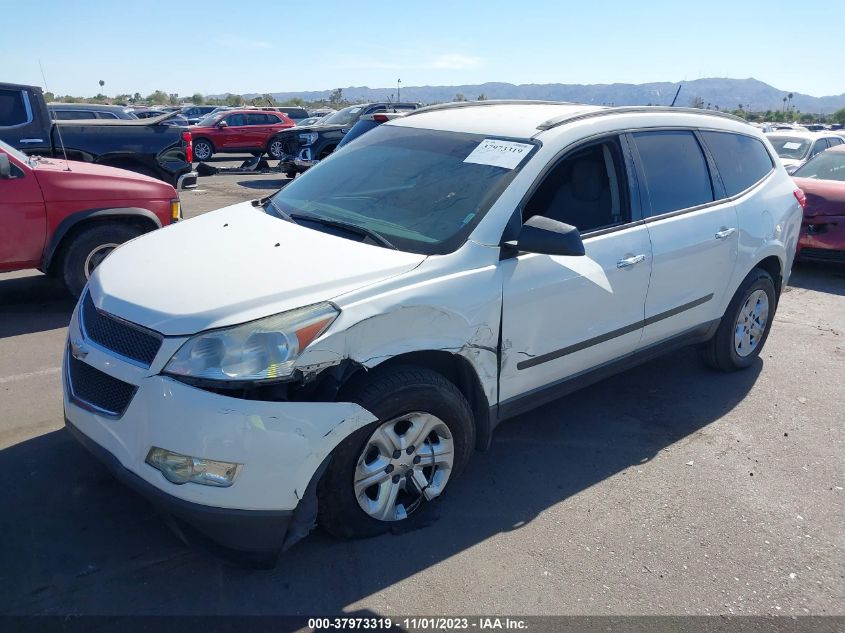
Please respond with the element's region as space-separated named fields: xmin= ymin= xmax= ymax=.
xmin=701 ymin=131 xmax=774 ymax=196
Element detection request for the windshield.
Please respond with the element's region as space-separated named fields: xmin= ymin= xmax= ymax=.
xmin=0 ymin=139 xmax=33 ymax=164
xmin=320 ymin=105 xmax=364 ymax=126
xmin=196 ymin=113 xmax=224 ymax=127
xmin=793 ymin=151 xmax=845 ymax=181
xmin=768 ymin=136 xmax=811 ymax=160
xmin=268 ymin=125 xmax=537 ymax=254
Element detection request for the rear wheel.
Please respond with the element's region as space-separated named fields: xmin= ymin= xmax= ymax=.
xmin=699 ymin=267 xmax=777 ymax=371
xmin=268 ymin=138 xmax=285 ymax=160
xmin=317 ymin=366 xmax=475 ymax=539
xmin=193 ymin=139 xmax=213 ymax=162
xmin=61 ymin=223 xmax=143 ymax=297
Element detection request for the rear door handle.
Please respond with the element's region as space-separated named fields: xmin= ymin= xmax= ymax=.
xmin=715 ymin=227 xmax=736 ymax=240
xmin=617 ymin=254 xmax=646 ymax=269
xmin=19 ymin=138 xmax=44 ymax=144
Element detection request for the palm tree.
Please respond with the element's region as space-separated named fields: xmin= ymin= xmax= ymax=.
xmin=783 ymin=96 xmax=788 ymax=112
xmin=788 ymin=92 xmax=794 ymax=111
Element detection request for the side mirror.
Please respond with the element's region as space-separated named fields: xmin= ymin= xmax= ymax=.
xmin=508 ymin=215 xmax=585 ymax=257
xmin=217 ymin=120 xmax=229 ymax=128
xmin=0 ymin=153 xmax=11 ymax=179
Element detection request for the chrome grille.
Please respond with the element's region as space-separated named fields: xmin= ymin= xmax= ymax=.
xmin=66 ymin=353 xmax=137 ymax=417
xmin=81 ymin=292 xmax=162 ymax=367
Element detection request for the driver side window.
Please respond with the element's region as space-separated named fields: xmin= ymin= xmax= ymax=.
xmin=523 ymin=137 xmax=630 ymax=233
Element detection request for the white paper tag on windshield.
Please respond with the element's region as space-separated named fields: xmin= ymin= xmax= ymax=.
xmin=464 ymin=139 xmax=533 ymax=169
xmin=783 ymin=142 xmax=802 ymax=150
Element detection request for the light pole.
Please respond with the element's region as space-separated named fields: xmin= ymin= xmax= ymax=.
xmin=397 ymin=79 xmax=401 ymax=102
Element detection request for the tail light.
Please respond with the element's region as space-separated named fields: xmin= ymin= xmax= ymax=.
xmin=793 ymin=188 xmax=807 ymax=210
xmin=181 ymin=130 xmax=193 ymax=163
xmin=372 ymin=114 xmax=389 ymax=122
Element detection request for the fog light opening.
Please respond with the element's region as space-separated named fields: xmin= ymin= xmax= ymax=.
xmin=145 ymin=447 xmax=241 ymax=488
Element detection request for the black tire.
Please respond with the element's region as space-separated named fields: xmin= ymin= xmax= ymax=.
xmin=317 ymin=365 xmax=475 ymax=539
xmin=267 ymin=137 xmax=285 ymax=160
xmin=61 ymin=223 xmax=143 ymax=297
xmin=699 ymin=267 xmax=777 ymax=372
xmin=193 ymin=139 xmax=214 ymax=162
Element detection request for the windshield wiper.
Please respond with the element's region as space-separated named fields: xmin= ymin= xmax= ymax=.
xmin=254 ymin=196 xmax=296 ymax=223
xmin=289 ymin=213 xmax=397 ymax=250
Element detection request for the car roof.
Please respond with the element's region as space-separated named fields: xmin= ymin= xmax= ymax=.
xmin=825 ymin=144 xmax=845 ymax=153
xmin=391 ymin=101 xmax=748 ymax=139
xmin=48 ymin=102 xmax=128 ymax=112
xmin=766 ymin=130 xmax=839 ymax=139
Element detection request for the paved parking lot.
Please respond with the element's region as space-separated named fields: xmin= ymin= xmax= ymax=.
xmin=0 ymin=162 xmax=843 ymax=616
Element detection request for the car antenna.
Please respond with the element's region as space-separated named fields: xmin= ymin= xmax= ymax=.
xmin=670 ymin=83 xmax=683 ymax=107
xmin=38 ymin=59 xmax=71 ymax=171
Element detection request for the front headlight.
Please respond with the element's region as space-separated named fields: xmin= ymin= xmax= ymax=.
xmin=298 ymin=131 xmax=318 ymax=145
xmin=164 ymin=302 xmax=339 ymax=382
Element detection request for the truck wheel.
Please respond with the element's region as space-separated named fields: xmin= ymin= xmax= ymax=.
xmin=193 ymin=139 xmax=214 ymax=162
xmin=317 ymin=366 xmax=475 ymax=539
xmin=61 ymin=224 xmax=143 ymax=297
xmin=267 ymin=138 xmax=285 ymax=160
xmin=699 ymin=267 xmax=777 ymax=372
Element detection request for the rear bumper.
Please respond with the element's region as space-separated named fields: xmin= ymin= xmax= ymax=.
xmin=66 ymin=418 xmax=293 ymax=554
xmin=177 ymin=170 xmax=198 ymax=190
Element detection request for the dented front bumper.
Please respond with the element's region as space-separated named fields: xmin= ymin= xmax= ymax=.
xmin=63 ymin=308 xmax=377 ymax=553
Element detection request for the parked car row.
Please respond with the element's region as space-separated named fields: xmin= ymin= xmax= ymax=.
xmin=765 ymin=130 xmax=845 ymax=173
xmin=58 ymin=101 xmax=804 ymax=565
xmin=1 ymin=83 xmax=196 ymax=189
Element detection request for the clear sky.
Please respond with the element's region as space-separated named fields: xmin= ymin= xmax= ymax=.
xmin=3 ymin=0 xmax=843 ymax=98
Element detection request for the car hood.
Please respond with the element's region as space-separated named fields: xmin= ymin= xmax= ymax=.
xmin=89 ymin=201 xmax=426 ymax=335
xmin=277 ymin=123 xmax=346 ymax=136
xmin=793 ymin=177 xmax=845 ymax=217
xmin=31 ymin=157 xmax=175 ymax=202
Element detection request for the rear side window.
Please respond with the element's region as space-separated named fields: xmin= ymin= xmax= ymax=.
xmin=632 ymin=130 xmax=714 ymax=216
xmin=701 ymin=131 xmax=774 ymax=196
xmin=0 ymin=89 xmax=30 ymax=127
xmin=829 ymin=138 xmax=844 ymax=147
xmin=53 ymin=110 xmax=97 ymax=120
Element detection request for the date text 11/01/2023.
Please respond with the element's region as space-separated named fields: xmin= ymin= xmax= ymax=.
xmin=308 ymin=617 xmax=529 ymax=630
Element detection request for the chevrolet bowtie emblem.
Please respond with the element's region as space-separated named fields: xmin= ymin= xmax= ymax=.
xmin=70 ymin=339 xmax=89 ymax=360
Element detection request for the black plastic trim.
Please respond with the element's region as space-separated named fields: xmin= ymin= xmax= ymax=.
xmin=495 ymin=319 xmax=720 ymax=423
xmin=65 ymin=418 xmax=294 ymax=554
xmin=517 ymin=294 xmax=714 ymax=370
xmin=42 ymin=207 xmax=161 ymax=271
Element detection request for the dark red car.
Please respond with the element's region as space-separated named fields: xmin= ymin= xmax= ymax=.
xmin=1 ymin=140 xmax=179 ymax=296
xmin=792 ymin=144 xmax=845 ymax=263
xmin=189 ymin=109 xmax=294 ymax=161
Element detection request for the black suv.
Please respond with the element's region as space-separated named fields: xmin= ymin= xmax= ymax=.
xmin=267 ymin=102 xmax=420 ymax=176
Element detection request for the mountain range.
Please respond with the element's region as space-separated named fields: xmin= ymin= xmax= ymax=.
xmin=218 ymin=78 xmax=845 ymax=113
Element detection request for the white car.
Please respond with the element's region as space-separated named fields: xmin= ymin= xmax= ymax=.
xmin=766 ymin=130 xmax=845 ymax=173
xmin=64 ymin=101 xmax=802 ymax=561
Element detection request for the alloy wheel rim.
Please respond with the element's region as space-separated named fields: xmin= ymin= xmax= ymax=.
xmin=270 ymin=141 xmax=283 ymax=158
xmin=195 ymin=143 xmax=211 ymax=160
xmin=353 ymin=412 xmax=454 ymax=522
xmin=734 ymin=289 xmax=769 ymax=357
xmin=84 ymin=243 xmax=119 ymax=278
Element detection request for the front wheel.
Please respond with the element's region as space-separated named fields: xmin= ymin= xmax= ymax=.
xmin=317 ymin=366 xmax=475 ymax=539
xmin=699 ymin=267 xmax=777 ymax=371
xmin=61 ymin=223 xmax=143 ymax=297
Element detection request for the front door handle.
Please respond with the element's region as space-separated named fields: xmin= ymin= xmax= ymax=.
xmin=715 ymin=227 xmax=736 ymax=240
xmin=19 ymin=138 xmax=44 ymax=144
xmin=617 ymin=254 xmax=646 ymax=269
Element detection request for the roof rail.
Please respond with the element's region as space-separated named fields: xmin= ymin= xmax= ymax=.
xmin=536 ymin=105 xmax=747 ymax=131
xmin=405 ymin=99 xmax=579 ymax=117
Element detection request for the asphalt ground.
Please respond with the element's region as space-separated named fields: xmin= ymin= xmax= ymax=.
xmin=0 ymin=157 xmax=842 ymax=618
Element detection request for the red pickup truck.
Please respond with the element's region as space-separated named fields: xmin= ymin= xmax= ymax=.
xmin=1 ymin=140 xmax=180 ymax=296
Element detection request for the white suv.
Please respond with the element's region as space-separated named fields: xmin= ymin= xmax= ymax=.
xmin=63 ymin=101 xmax=802 ymax=561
